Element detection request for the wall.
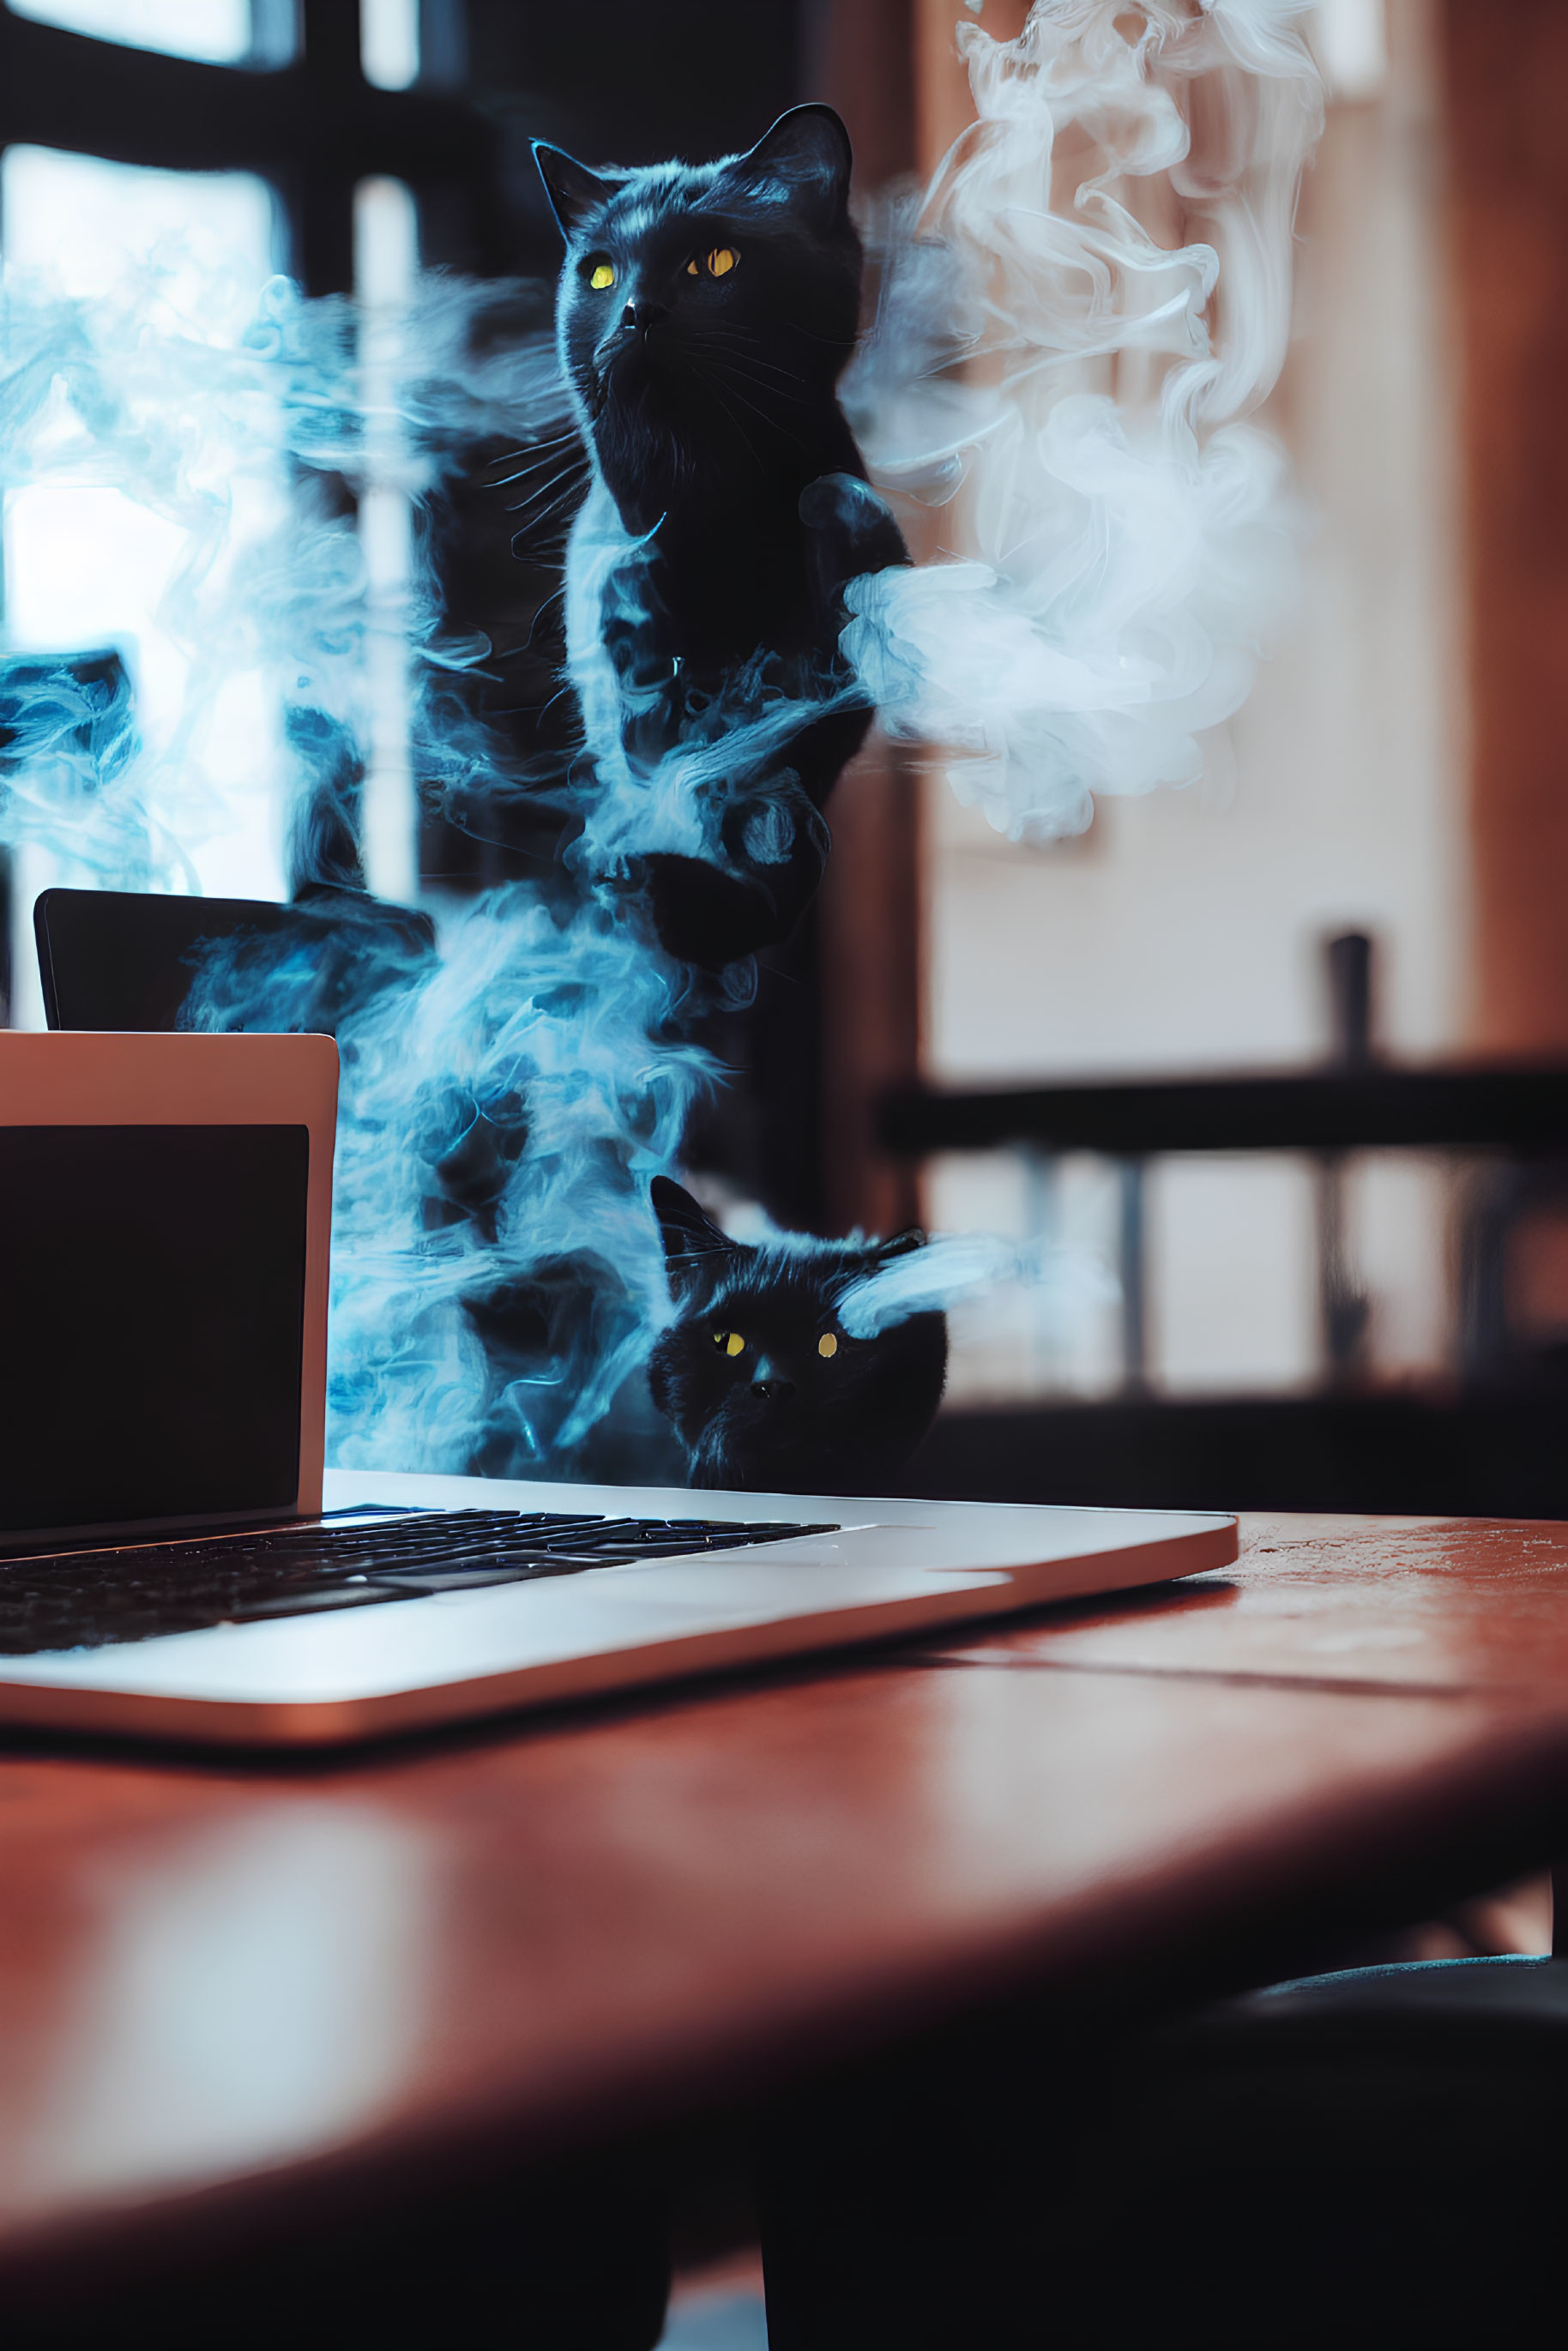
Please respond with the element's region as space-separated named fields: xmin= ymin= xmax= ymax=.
xmin=917 ymin=0 xmax=1471 ymax=1398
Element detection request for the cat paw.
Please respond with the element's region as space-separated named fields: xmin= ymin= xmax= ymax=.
xmin=634 ymin=781 xmax=832 ymax=964
xmin=636 ymin=854 xmax=789 ymax=966
xmin=799 ymin=472 xmax=909 ymax=600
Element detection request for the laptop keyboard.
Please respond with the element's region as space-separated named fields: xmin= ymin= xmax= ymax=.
xmin=0 ymin=1509 xmax=841 ymax=1657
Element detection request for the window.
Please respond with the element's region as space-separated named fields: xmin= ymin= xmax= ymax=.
xmin=0 ymin=1 xmax=493 ymax=1024
xmin=6 ymin=0 xmax=291 ymax=68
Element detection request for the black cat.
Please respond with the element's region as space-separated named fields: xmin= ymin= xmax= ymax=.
xmin=534 ymin=105 xmax=908 ymax=968
xmin=646 ymin=1176 xmax=946 ymax=1492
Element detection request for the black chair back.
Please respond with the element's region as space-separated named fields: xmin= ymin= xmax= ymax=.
xmin=34 ymin=886 xmax=435 ymax=1034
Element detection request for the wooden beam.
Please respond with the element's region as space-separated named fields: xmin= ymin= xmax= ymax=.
xmin=1443 ymin=0 xmax=1568 ymax=1052
xmin=806 ymin=0 xmax=924 ymax=1235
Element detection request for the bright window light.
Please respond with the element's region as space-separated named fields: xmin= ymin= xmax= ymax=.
xmin=2 ymin=142 xmax=281 ymax=313
xmin=7 ymin=0 xmax=256 ymax=65
xmin=354 ymin=173 xmax=419 ymax=310
xmin=354 ymin=177 xmax=422 ymax=905
xmin=1314 ymin=0 xmax=1388 ymax=102
xmin=2 ymin=144 xmax=290 ymax=1022
xmin=360 ymin=0 xmax=419 ymax=89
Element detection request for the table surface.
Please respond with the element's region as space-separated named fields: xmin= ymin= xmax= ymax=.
xmin=4 ymin=1509 xmax=1568 ymax=2282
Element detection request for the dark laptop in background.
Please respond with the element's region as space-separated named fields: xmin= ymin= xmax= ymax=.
xmin=34 ymin=884 xmax=435 ymax=1034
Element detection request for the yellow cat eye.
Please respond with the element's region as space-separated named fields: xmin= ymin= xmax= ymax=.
xmin=817 ymin=1331 xmax=839 ymax=1359
xmin=687 ymin=246 xmax=739 ymax=280
xmin=588 ymin=259 xmax=616 ymax=291
xmin=714 ymin=1330 xmax=746 ymax=1358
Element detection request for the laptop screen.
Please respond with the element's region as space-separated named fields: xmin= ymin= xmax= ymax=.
xmin=0 ymin=1124 xmax=309 ymax=1545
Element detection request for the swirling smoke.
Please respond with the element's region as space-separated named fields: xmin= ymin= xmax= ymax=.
xmin=0 ymin=2 xmax=1322 ymax=1473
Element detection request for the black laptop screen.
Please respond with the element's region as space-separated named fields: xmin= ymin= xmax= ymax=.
xmin=0 ymin=1125 xmax=308 ymax=1541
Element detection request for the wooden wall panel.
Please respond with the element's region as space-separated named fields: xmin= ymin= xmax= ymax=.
xmin=818 ymin=747 xmax=924 ymax=1236
xmin=808 ymin=0 xmax=923 ymax=1235
xmin=810 ymin=0 xmax=1028 ymax=1237
xmin=1443 ymin=1 xmax=1568 ymax=1052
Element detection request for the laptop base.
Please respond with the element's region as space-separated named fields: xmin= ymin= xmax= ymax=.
xmin=0 ymin=1468 xmax=1236 ymax=1749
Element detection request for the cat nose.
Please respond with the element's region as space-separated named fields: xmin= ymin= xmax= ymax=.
xmin=619 ymin=299 xmax=666 ymax=336
xmin=751 ymin=1356 xmax=796 ymax=1402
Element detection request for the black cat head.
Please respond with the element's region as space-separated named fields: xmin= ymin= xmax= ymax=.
xmin=644 ymin=1176 xmax=947 ymax=1493
xmin=534 ymin=107 xmax=862 ymax=524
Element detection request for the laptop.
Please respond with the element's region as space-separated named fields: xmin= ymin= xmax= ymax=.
xmin=33 ymin=884 xmax=434 ymax=1034
xmin=0 ymin=1030 xmax=1235 ymax=1748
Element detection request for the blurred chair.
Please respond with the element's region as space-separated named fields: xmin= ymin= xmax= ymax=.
xmin=884 ymin=933 xmax=1568 ymax=1516
xmin=757 ymin=1950 xmax=1568 ymax=2349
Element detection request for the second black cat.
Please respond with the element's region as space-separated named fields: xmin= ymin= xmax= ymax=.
xmin=646 ymin=1176 xmax=947 ymax=1492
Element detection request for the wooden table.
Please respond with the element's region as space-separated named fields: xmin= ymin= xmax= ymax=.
xmin=4 ymin=1511 xmax=1568 ymax=2293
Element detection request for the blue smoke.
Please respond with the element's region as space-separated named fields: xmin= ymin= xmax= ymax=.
xmin=180 ymin=882 xmax=713 ymax=1474
xmin=0 ymin=261 xmax=815 ymax=1480
xmin=0 ymin=648 xmax=141 ymax=867
xmin=1 ymin=4 xmax=1322 ymax=1479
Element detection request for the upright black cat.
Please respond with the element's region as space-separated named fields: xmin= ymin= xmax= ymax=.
xmin=534 ymin=106 xmax=907 ymax=968
xmin=646 ymin=1177 xmax=947 ymax=1492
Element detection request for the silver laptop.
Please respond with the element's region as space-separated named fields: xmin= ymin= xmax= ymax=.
xmin=0 ymin=1031 xmax=1234 ymax=1747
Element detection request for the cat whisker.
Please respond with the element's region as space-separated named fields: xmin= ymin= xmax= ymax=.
xmin=699 ymin=343 xmax=811 ymax=387
xmin=703 ymin=330 xmax=811 ymax=388
xmin=508 ymin=512 xmax=580 ymax=552
xmin=506 ymin=472 xmax=589 ymax=527
xmin=491 ymin=457 xmax=582 ymax=491
xmin=503 ymin=444 xmax=591 ymax=497
xmin=684 ymin=328 xmax=809 ymax=389
xmin=704 ymin=368 xmax=807 ymax=451
xmin=508 ymin=479 xmax=588 ymax=546
xmin=491 ymin=443 xmax=590 ymax=491
xmin=698 ymin=356 xmax=813 ymax=443
xmin=778 ymin=316 xmax=858 ymax=350
xmin=510 ymin=442 xmax=592 ymax=480
xmin=683 ymin=346 xmax=814 ymax=415
xmin=485 ymin=429 xmax=582 ymax=463
xmin=532 ymin=678 xmax=581 ymax=725
xmin=705 ymin=360 xmax=811 ymax=414
xmin=484 ymin=437 xmax=583 ymax=486
xmin=703 ymin=381 xmax=763 ymax=471
xmin=509 ymin=509 xmax=581 ymax=555
xmin=522 ymin=581 xmax=570 ymax=653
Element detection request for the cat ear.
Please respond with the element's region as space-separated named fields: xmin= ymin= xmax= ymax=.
xmin=533 ymin=142 xmax=617 ymax=242
xmin=736 ymin=105 xmax=853 ymax=222
xmin=873 ymin=1227 xmax=926 ymax=1263
xmin=650 ymin=1176 xmax=739 ymax=1292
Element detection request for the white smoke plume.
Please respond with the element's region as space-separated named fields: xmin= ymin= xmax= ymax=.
xmin=842 ymin=0 xmax=1324 ymax=841
xmin=837 ymin=1227 xmax=1116 ymax=1339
